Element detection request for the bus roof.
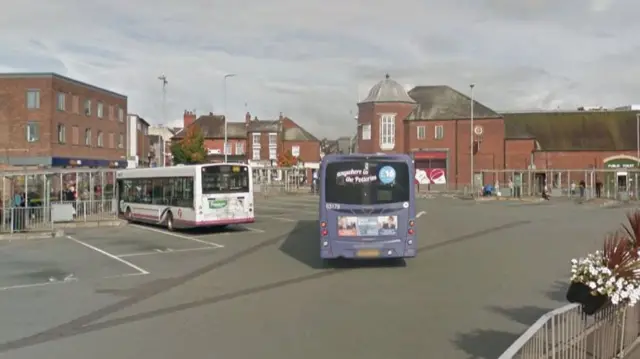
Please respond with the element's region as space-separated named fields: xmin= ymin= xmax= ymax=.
xmin=321 ymin=153 xmax=412 ymax=163
xmin=116 ymin=163 xmax=248 ymax=179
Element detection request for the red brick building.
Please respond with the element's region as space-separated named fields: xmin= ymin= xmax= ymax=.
xmin=173 ymin=111 xmax=321 ymax=180
xmin=0 ymin=73 xmax=127 ymax=168
xmin=245 ymin=112 xmax=321 ymax=181
xmin=357 ymin=75 xmax=639 ymax=190
xmin=173 ymin=111 xmax=247 ymax=163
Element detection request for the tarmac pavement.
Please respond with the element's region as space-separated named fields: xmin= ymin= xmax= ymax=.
xmin=0 ymin=195 xmax=631 ymax=359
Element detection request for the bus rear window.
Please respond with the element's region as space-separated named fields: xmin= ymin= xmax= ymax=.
xmin=202 ymin=165 xmax=250 ymax=194
xmin=324 ymin=161 xmax=409 ymax=205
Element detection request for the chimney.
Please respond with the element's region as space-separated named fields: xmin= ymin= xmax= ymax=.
xmin=183 ymin=110 xmax=196 ymax=128
xmin=209 ymin=112 xmax=213 ymax=116
xmin=245 ymin=112 xmax=251 ymax=124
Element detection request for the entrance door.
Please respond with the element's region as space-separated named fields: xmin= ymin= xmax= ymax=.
xmin=617 ymin=172 xmax=628 ymax=191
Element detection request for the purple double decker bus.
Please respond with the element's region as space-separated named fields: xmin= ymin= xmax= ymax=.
xmin=319 ymin=153 xmax=417 ymax=262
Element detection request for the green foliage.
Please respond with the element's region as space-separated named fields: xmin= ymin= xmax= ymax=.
xmin=171 ymin=125 xmax=207 ymax=165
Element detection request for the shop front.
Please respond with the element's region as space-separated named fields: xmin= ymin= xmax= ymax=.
xmin=603 ymin=155 xmax=640 ymax=197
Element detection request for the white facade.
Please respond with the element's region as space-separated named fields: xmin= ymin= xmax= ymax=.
xmin=614 ymin=105 xmax=640 ymax=111
xmin=126 ymin=114 xmax=139 ymax=168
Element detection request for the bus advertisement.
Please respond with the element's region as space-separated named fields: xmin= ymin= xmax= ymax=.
xmin=117 ymin=163 xmax=254 ymax=230
xmin=319 ymin=154 xmax=417 ymax=261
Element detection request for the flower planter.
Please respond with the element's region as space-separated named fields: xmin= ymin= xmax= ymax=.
xmin=566 ymin=282 xmax=608 ymax=315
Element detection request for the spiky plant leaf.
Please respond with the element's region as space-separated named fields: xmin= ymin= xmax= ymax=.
xmin=622 ymin=210 xmax=640 ymax=253
xmin=603 ymin=231 xmax=640 ymax=279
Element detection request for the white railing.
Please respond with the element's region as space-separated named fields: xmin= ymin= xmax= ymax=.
xmin=0 ymin=199 xmax=119 ymax=234
xmin=499 ymin=303 xmax=640 ymax=358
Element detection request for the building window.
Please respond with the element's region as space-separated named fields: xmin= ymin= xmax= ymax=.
xmin=26 ymin=90 xmax=40 ymax=109
xmin=252 ymin=148 xmax=260 ymax=160
xmin=269 ymin=147 xmax=277 ymax=160
xmin=379 ymin=114 xmax=395 ymax=150
xmin=108 ymin=105 xmax=114 ymax=120
xmin=85 ymin=129 xmax=92 ymax=146
xmin=97 ymin=131 xmax=104 ymax=147
xmin=57 ymin=93 xmax=66 ymax=111
xmin=118 ymin=107 xmax=124 ymax=122
xmin=118 ymin=133 xmax=124 ymax=148
xmin=136 ymin=122 xmax=141 ymax=131
xmin=72 ymin=95 xmax=79 ymax=114
xmin=268 ymin=133 xmax=277 ymax=147
xmin=292 ymin=145 xmax=300 ymax=157
xmin=434 ymin=125 xmax=444 ymax=140
xmin=84 ymin=99 xmax=92 ymax=116
xmin=97 ymin=102 xmax=104 ymax=118
xmin=417 ymin=125 xmax=425 ymax=139
xmin=361 ymin=124 xmax=371 ymax=140
xmin=57 ymin=124 xmax=66 ymax=143
xmin=72 ymin=126 xmax=79 ymax=144
xmin=26 ymin=122 xmax=39 ymax=142
xmin=235 ymin=142 xmax=244 ymax=155
xmin=252 ymin=133 xmax=260 ymax=145
xmin=224 ymin=142 xmax=232 ymax=155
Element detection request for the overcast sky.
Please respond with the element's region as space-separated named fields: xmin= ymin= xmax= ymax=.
xmin=0 ymin=0 xmax=637 ymax=138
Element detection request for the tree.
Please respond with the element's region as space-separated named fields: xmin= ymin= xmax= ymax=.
xmin=171 ymin=125 xmax=207 ymax=165
xmin=278 ymin=150 xmax=299 ymax=167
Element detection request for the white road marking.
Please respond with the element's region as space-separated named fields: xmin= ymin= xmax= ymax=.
xmin=117 ymin=246 xmax=220 ymax=258
xmin=129 ymin=224 xmax=224 ymax=248
xmin=257 ymin=204 xmax=317 ymax=214
xmin=0 ymin=279 xmax=77 ymax=291
xmin=103 ymin=272 xmax=149 ymax=279
xmin=239 ymin=226 xmax=265 ymax=233
xmin=256 ymin=198 xmax=319 ymax=205
xmin=67 ymin=236 xmax=149 ymax=275
xmin=257 ymin=214 xmax=297 ymax=222
xmin=416 ymin=211 xmax=427 ymax=218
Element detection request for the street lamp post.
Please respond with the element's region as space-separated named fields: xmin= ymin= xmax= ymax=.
xmin=158 ymin=74 xmax=168 ymax=166
xmin=636 ymin=113 xmax=640 ymax=168
xmin=223 ymin=74 xmax=236 ymax=163
xmin=470 ymin=83 xmax=475 ymax=197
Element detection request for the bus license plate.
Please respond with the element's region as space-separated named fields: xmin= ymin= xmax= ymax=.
xmin=356 ymin=249 xmax=380 ymax=257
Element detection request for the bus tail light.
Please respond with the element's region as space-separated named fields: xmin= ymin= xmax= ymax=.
xmin=321 ymin=229 xmax=328 ymax=236
xmin=409 ymin=220 xmax=415 ymax=227
xmin=320 ymin=221 xmax=327 ymax=228
xmin=408 ymin=228 xmax=414 ymax=235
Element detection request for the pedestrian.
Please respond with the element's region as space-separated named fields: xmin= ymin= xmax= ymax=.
xmin=595 ymin=180 xmax=602 ymax=198
xmin=579 ymin=180 xmax=586 ymax=198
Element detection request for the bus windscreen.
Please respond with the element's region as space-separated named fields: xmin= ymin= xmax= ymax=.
xmin=324 ymin=160 xmax=410 ymax=205
xmin=201 ymin=165 xmax=250 ymax=194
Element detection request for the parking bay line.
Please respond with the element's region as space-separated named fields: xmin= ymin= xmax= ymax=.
xmin=129 ymin=224 xmax=224 ymax=248
xmin=67 ymin=235 xmax=149 ymax=275
xmin=118 ymin=246 xmax=221 ymax=258
xmin=0 ymin=277 xmax=78 ymax=292
xmin=257 ymin=204 xmax=317 ymax=214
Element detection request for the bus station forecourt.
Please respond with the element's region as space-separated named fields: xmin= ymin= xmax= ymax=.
xmin=0 ymin=193 xmax=628 ymax=358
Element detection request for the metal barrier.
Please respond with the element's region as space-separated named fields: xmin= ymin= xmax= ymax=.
xmin=482 ymin=169 xmax=640 ymax=201
xmin=499 ymin=303 xmax=640 ymax=358
xmin=0 ymin=199 xmax=118 ymax=234
xmin=252 ymin=167 xmax=312 ymax=196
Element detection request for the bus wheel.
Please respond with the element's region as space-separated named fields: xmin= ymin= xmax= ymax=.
xmin=125 ymin=207 xmax=133 ymax=222
xmin=166 ymin=212 xmax=174 ymax=231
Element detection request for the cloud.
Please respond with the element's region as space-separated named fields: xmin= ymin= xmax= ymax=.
xmin=0 ymin=0 xmax=636 ymax=138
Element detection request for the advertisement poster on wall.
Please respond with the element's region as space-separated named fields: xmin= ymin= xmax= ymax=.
xmin=415 ymin=168 xmax=446 ymax=184
xmin=337 ymin=216 xmax=398 ymax=236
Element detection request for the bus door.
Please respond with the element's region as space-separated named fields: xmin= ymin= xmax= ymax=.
xmin=200 ymin=165 xmax=252 ymax=221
